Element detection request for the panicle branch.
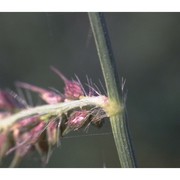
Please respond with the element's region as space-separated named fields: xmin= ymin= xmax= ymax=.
xmin=0 ymin=67 xmax=121 ymax=167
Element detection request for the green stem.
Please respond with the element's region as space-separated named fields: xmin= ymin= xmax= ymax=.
xmin=88 ymin=12 xmax=137 ymax=167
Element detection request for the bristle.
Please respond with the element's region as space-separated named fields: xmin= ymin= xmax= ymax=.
xmin=74 ymin=74 xmax=87 ymax=96
xmin=98 ymin=79 xmax=107 ymax=96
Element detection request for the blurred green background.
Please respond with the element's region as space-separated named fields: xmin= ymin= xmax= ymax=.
xmin=0 ymin=13 xmax=180 ymax=168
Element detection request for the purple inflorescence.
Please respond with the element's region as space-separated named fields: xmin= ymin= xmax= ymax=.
xmin=0 ymin=67 xmax=107 ymax=167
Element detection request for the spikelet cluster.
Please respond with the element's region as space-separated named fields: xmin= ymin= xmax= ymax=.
xmin=0 ymin=67 xmax=108 ymax=167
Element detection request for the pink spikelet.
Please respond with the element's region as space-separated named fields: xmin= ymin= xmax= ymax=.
xmin=50 ymin=66 xmax=84 ymax=100
xmin=67 ymin=110 xmax=89 ymax=130
xmin=15 ymin=82 xmax=63 ymax=104
xmin=10 ymin=121 xmax=46 ymax=157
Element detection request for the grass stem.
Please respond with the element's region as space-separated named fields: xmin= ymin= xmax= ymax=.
xmin=88 ymin=12 xmax=137 ymax=168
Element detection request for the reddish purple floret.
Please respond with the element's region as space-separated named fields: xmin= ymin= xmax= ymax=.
xmin=11 ymin=121 xmax=46 ymax=157
xmin=16 ymin=82 xmax=64 ymax=104
xmin=67 ymin=110 xmax=89 ymax=130
xmin=51 ymin=66 xmax=84 ymax=100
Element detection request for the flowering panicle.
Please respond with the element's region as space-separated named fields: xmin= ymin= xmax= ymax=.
xmin=0 ymin=67 xmax=111 ymax=167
